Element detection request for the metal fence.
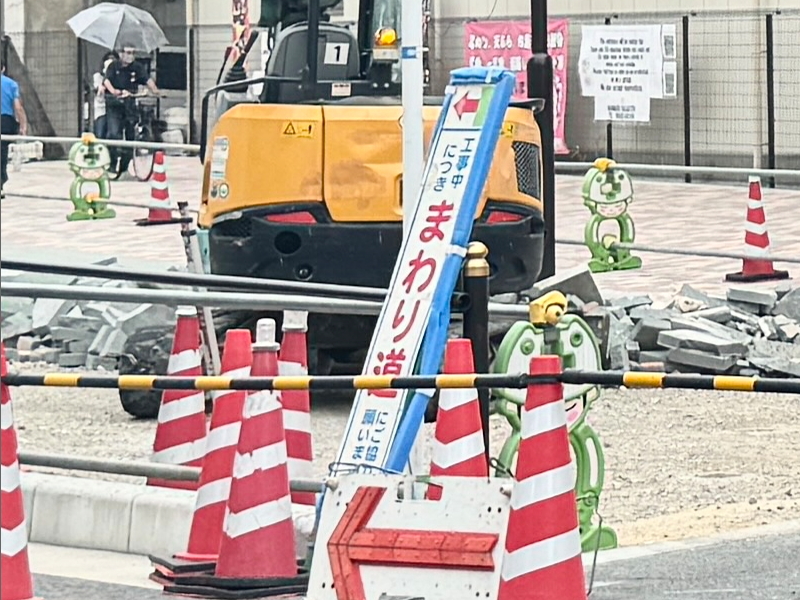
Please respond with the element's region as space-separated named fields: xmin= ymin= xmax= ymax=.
xmin=4 ymin=12 xmax=799 ymax=171
xmin=430 ymin=10 xmax=800 ymax=171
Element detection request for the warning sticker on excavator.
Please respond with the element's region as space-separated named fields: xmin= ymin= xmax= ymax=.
xmin=501 ymin=122 xmax=516 ymax=137
xmin=282 ymin=121 xmax=315 ymax=138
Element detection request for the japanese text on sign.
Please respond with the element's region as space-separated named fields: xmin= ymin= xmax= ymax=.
xmin=464 ymin=20 xmax=570 ymax=154
xmin=333 ymin=87 xmax=490 ymax=473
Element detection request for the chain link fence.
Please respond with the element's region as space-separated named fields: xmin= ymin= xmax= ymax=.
xmin=431 ymin=10 xmax=800 ymax=172
xmin=4 ymin=11 xmax=798 ymax=172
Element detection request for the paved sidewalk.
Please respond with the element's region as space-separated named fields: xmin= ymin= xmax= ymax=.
xmin=1 ymin=157 xmax=797 ymax=300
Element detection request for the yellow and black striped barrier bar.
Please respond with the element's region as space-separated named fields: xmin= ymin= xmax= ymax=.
xmin=2 ymin=371 xmax=799 ymax=394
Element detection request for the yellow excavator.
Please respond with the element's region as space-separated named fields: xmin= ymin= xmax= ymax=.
xmin=118 ymin=0 xmax=557 ymax=417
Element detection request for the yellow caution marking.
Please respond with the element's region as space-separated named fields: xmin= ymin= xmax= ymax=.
xmin=273 ymin=376 xmax=312 ymax=391
xmin=42 ymin=373 xmax=80 ymax=387
xmin=622 ymin=372 xmax=665 ymax=388
xmin=282 ymin=121 xmax=315 ymax=138
xmin=713 ymin=376 xmax=756 ymax=392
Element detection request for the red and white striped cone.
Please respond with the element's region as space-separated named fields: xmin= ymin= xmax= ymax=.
xmin=148 ymin=307 xmax=207 ymax=490
xmin=1 ymin=345 xmax=38 ymax=600
xmin=427 ymin=338 xmax=487 ymax=501
xmin=145 ymin=151 xmax=174 ymax=223
xmin=176 ymin=329 xmax=252 ymax=562
xmin=215 ymin=320 xmax=297 ymax=578
xmin=498 ymin=355 xmax=586 ymax=600
xmin=725 ymin=176 xmax=790 ymax=282
xmin=276 ymin=311 xmax=315 ymax=506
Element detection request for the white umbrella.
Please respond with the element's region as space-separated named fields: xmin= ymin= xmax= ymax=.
xmin=67 ymin=2 xmax=169 ymax=52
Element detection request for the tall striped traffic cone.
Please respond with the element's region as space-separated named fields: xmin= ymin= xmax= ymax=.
xmin=498 ymin=355 xmax=586 ymax=600
xmin=1 ymin=345 xmax=38 ymax=600
xmin=149 ymin=307 xmax=207 ymax=490
xmin=277 ymin=311 xmax=315 ymax=506
xmin=177 ymin=329 xmax=252 ymax=562
xmin=725 ymin=176 xmax=789 ymax=282
xmin=144 ymin=151 xmax=174 ymax=223
xmin=215 ymin=319 xmax=297 ymax=579
xmin=427 ymin=338 xmax=487 ymax=501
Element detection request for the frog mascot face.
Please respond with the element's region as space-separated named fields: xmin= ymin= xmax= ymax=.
xmin=69 ymin=139 xmax=111 ymax=180
xmin=66 ymin=134 xmax=115 ymax=221
xmin=582 ymin=158 xmax=641 ymax=272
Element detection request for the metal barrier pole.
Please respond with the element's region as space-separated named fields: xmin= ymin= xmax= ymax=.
xmin=554 ymin=161 xmax=800 ymax=181
xmin=0 ymin=281 xmax=532 ymax=320
xmin=18 ymin=451 xmax=325 ymax=493
xmin=462 ymin=242 xmax=492 ymax=466
xmin=3 ymin=134 xmax=200 ymax=154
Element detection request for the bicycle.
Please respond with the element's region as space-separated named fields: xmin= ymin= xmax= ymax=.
xmin=107 ymin=92 xmax=162 ymax=182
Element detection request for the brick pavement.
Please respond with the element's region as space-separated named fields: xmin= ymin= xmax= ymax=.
xmin=1 ymin=157 xmax=797 ymax=301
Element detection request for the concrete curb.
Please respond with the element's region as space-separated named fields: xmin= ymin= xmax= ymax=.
xmin=20 ymin=472 xmax=317 ymax=559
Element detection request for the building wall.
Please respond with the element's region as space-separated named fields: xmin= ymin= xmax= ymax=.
xmin=431 ymin=0 xmax=800 ymax=167
xmin=2 ymin=0 xmax=187 ymax=137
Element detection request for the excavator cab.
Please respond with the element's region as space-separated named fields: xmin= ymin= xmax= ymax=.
xmin=196 ymin=0 xmax=551 ymax=374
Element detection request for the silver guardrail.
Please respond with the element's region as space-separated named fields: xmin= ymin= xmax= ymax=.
xmin=4 ymin=134 xmax=200 ymax=154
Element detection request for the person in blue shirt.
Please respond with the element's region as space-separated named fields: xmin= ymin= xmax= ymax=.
xmin=1 ymin=60 xmax=28 ymax=198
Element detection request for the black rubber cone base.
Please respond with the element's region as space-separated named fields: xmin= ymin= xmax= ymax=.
xmin=154 ymin=558 xmax=309 ymax=599
xmin=725 ymin=268 xmax=790 ymax=283
xmin=149 ymin=554 xmax=216 ymax=576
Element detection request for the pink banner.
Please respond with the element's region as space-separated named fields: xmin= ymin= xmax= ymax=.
xmin=465 ymin=20 xmax=570 ymax=154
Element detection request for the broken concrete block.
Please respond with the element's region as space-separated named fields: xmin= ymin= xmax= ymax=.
xmin=15 ymin=336 xmax=41 ymax=352
xmin=727 ymin=286 xmax=778 ymax=311
xmin=66 ymin=339 xmax=91 ymax=354
xmin=606 ymin=295 xmax=652 ymax=311
xmin=639 ymin=350 xmax=670 ymax=363
xmin=566 ymin=294 xmax=585 ymax=312
xmin=57 ymin=315 xmax=103 ymax=331
xmin=677 ymin=284 xmax=727 ymax=308
xmin=774 ymin=289 xmax=800 ymax=322
xmin=32 ymin=347 xmax=61 ymax=364
xmin=668 ymin=316 xmax=752 ymax=345
xmin=775 ymin=281 xmax=793 ymax=301
xmin=748 ymin=355 xmax=800 ymax=378
xmin=58 ymin=353 xmax=88 ymax=368
xmin=31 ymin=298 xmax=75 ymax=335
xmin=670 ymin=296 xmax=707 ymax=313
xmin=88 ymin=326 xmax=113 ymax=355
xmin=527 ymin=265 xmax=603 ymax=305
xmin=115 ymin=304 xmax=176 ymax=337
xmin=16 ymin=350 xmax=32 ymax=363
xmin=628 ymin=306 xmax=679 ymax=322
xmin=657 ymin=329 xmax=749 ymax=357
xmin=667 ymin=348 xmax=739 ymax=373
xmin=631 ymin=318 xmax=672 ymax=351
xmin=1 ymin=297 xmax=34 ymax=319
xmin=100 ymin=329 xmax=128 ymax=357
xmin=728 ymin=300 xmax=766 ymax=317
xmin=4 ymin=348 xmax=19 ymax=362
xmin=776 ymin=321 xmax=800 ymax=343
xmin=606 ymin=315 xmax=634 ymax=370
xmin=693 ymin=306 xmax=732 ymax=324
xmin=48 ymin=327 xmax=88 ymax=343
xmin=757 ymin=317 xmax=781 ymax=341
xmin=86 ymin=355 xmax=119 ymax=371
xmin=626 ymin=340 xmax=641 ymax=362
xmin=1 ymin=313 xmax=33 ymax=341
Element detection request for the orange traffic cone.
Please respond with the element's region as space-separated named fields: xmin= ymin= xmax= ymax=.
xmin=140 ymin=151 xmax=175 ymax=224
xmin=427 ymin=339 xmax=487 ymax=501
xmin=277 ymin=311 xmax=316 ymax=506
xmin=725 ymin=176 xmax=790 ymax=282
xmin=177 ymin=329 xmax=252 ymax=562
xmin=149 ymin=307 xmax=208 ymax=490
xmin=1 ymin=345 xmax=39 ymax=600
xmin=497 ymin=355 xmax=586 ymax=600
xmin=215 ymin=319 xmax=297 ymax=578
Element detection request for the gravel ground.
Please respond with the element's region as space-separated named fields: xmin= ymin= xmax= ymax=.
xmin=8 ymin=361 xmax=799 ymax=547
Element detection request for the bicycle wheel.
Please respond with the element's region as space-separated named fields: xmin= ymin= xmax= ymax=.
xmin=132 ymin=125 xmax=155 ymax=182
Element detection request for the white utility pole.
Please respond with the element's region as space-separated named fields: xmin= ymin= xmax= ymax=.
xmin=401 ymin=0 xmax=424 ymax=237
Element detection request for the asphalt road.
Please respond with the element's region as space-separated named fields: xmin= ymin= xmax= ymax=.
xmin=31 ymin=530 xmax=800 ymax=600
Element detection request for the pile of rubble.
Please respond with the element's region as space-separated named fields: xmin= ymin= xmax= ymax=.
xmin=595 ymin=283 xmax=800 ymax=377
xmin=1 ymin=267 xmax=176 ymax=370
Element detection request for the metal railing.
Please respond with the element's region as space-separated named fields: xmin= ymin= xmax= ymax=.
xmin=3 ymin=134 xmax=200 ymax=154
xmin=554 ymin=161 xmax=800 ymax=182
